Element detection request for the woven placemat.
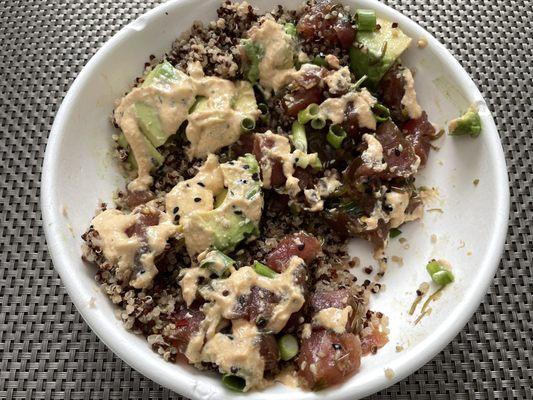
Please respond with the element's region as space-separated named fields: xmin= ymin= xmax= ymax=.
xmin=0 ymin=0 xmax=531 ymax=398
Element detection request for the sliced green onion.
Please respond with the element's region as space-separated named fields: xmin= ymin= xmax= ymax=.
xmin=246 ymin=187 xmax=260 ymax=200
xmin=356 ymin=9 xmax=377 ymax=31
xmin=278 ymin=334 xmax=299 ymax=361
xmin=311 ymin=55 xmax=328 ymax=67
xmin=352 ymin=75 xmax=368 ymax=91
xmin=389 ymin=228 xmax=402 ymax=239
xmin=297 ymin=103 xmax=320 ymax=125
xmin=290 ymin=121 xmax=308 ymax=152
xmin=327 ymin=124 xmax=347 ymax=149
xmin=310 ymin=117 xmax=326 ymax=130
xmin=373 ymin=103 xmax=390 ymax=122
xmin=426 ymin=260 xmax=442 ymax=276
xmin=284 ymin=22 xmax=297 ymax=37
xmin=432 ymin=270 xmax=454 ymax=286
xmin=253 ymin=261 xmax=278 ymax=279
xmin=258 ymin=103 xmax=269 ymax=115
xmin=200 ymin=250 xmax=235 ymax=278
xmin=241 ymin=117 xmax=256 ymax=131
xmin=426 ymin=260 xmax=454 ymax=286
xmin=222 ymin=374 xmax=246 ymax=392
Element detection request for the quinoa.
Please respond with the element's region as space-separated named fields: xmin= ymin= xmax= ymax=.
xmin=81 ymin=0 xmax=411 ymax=387
xmin=167 ymin=1 xmax=259 ymax=79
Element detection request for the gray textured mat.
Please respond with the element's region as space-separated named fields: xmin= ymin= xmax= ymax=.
xmin=0 ymin=0 xmax=531 ymax=398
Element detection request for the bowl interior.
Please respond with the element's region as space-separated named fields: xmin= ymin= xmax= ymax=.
xmin=42 ymin=0 xmax=509 ymax=399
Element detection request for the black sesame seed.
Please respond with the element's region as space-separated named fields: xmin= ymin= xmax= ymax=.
xmin=256 ymin=317 xmax=267 ymax=328
xmin=243 ymin=164 xmax=250 ymax=170
xmin=222 ymin=290 xmax=230 ymax=296
xmin=364 ymin=266 xmax=373 ymax=274
xmin=234 ymin=210 xmax=243 ymax=215
xmin=416 ymin=289 xmax=423 ymax=296
xmin=394 ymin=148 xmax=401 ymax=156
xmin=231 ymin=366 xmax=238 ymax=374
xmin=197 ymin=182 xmax=205 ymax=187
xmin=194 ymin=197 xmax=201 ymax=202
xmin=392 ymin=22 xmax=398 ymax=28
xmin=173 ymin=207 xmax=179 ymax=214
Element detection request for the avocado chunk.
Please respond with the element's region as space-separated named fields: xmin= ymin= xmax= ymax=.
xmin=242 ymin=19 xmax=296 ymax=91
xmin=187 ymin=211 xmax=258 ymax=254
xmin=349 ymin=18 xmax=412 ymax=87
xmin=116 ymin=132 xmax=164 ymax=172
xmin=448 ymin=106 xmax=482 ymax=137
xmin=180 ymin=154 xmax=263 ymax=255
xmin=136 ymin=61 xmax=187 ymax=148
xmin=231 ymin=81 xmax=260 ymax=117
xmin=242 ymin=40 xmax=264 ymax=84
xmin=141 ymin=61 xmax=183 ymax=88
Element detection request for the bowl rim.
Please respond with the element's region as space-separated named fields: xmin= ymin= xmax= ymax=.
xmin=41 ymin=0 xmax=510 ymax=399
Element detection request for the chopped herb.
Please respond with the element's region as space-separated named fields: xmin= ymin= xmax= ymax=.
xmin=426 ymin=259 xmax=454 ymax=286
xmin=222 ymin=374 xmax=246 ymax=392
xmin=389 ymin=228 xmax=402 ymax=238
xmin=253 ymin=261 xmax=278 ymax=279
xmin=278 ymin=334 xmax=299 ymax=361
xmin=356 ymin=9 xmax=377 ymax=31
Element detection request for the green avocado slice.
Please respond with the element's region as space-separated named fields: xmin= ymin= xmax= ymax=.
xmin=141 ymin=60 xmax=184 ymax=88
xmin=349 ymin=18 xmax=412 ymax=87
xmin=135 ymin=61 xmax=187 ymax=148
xmin=231 ymin=81 xmax=259 ymax=117
xmin=117 ymin=132 xmax=163 ymax=172
xmin=184 ymin=154 xmax=262 ymax=254
xmin=448 ymin=106 xmax=482 ymax=137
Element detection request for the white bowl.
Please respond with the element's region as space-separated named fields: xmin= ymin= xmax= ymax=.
xmin=41 ymin=0 xmax=509 ymax=399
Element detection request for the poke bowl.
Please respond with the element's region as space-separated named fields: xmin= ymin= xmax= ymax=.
xmin=41 ymin=0 xmax=509 ymax=399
